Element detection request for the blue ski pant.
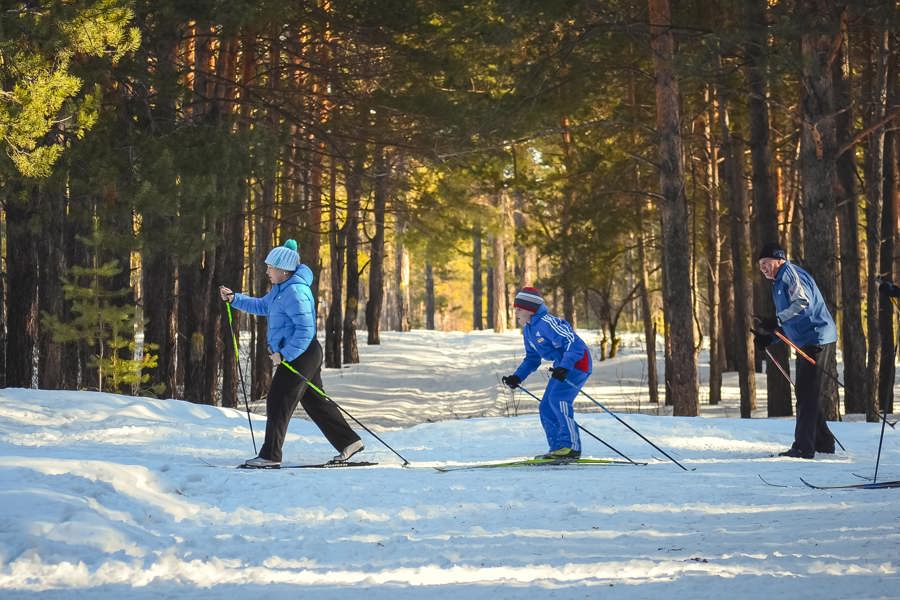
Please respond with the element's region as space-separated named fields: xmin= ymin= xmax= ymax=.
xmin=539 ymin=369 xmax=589 ymax=452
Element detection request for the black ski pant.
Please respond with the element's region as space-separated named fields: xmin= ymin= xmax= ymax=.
xmin=258 ymin=339 xmax=360 ymax=462
xmin=792 ymin=342 xmax=836 ymax=455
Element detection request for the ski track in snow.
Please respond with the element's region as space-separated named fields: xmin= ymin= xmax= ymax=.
xmin=0 ymin=330 xmax=898 ymax=599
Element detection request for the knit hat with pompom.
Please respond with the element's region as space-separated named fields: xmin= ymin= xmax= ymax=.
xmin=265 ymin=239 xmax=300 ymax=271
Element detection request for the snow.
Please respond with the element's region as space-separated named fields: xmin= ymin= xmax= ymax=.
xmin=1 ymin=330 xmax=899 ymax=599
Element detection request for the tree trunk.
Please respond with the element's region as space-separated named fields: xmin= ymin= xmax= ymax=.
xmin=37 ymin=180 xmax=66 ymax=390
xmin=559 ymin=118 xmax=577 ymax=325
xmin=799 ymin=0 xmax=841 ymax=419
xmin=637 ymin=202 xmax=659 ymax=404
xmin=219 ymin=211 xmax=244 ymax=409
xmin=864 ymin=16 xmax=890 ymax=422
xmin=304 ymin=149 xmax=325 ymax=301
xmin=325 ymin=156 xmax=344 ymax=368
xmin=702 ymin=87 xmax=722 ymax=405
xmin=876 ymin=69 xmax=897 ymax=415
xmin=492 ymin=196 xmax=508 ymax=333
xmin=833 ymin=16 xmax=866 ymax=415
xmin=649 ymin=0 xmax=699 ymax=415
xmin=342 ymin=161 xmax=362 ymax=364
xmin=715 ymin=37 xmax=754 ymax=411
xmin=252 ymin=179 xmax=275 ymax=396
xmin=250 ymin=34 xmax=279 ymax=399
xmin=425 ymin=261 xmax=435 ymax=330
xmin=719 ymin=114 xmax=757 ymax=418
xmin=486 ymin=248 xmax=495 ymax=330
xmin=142 ymin=226 xmax=178 ymax=398
xmin=180 ymin=243 xmax=220 ymax=405
xmin=744 ymin=0 xmax=792 ymax=416
xmin=718 ymin=228 xmax=737 ymax=371
xmin=0 ymin=201 xmax=5 ymax=388
xmin=216 ymin=31 xmax=244 ymax=409
xmin=473 ymin=224 xmax=483 ymax=330
xmin=366 ymin=146 xmax=387 ymax=345
xmin=5 ymin=187 xmax=38 ymax=388
xmin=393 ymin=215 xmax=411 ymax=332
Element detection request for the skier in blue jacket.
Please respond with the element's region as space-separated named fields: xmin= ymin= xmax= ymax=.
xmin=754 ymin=242 xmax=837 ymax=459
xmin=502 ymin=287 xmax=592 ymax=459
xmin=219 ymin=240 xmax=363 ymax=468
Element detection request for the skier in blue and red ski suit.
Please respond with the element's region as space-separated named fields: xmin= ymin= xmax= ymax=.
xmin=502 ymin=287 xmax=592 ymax=459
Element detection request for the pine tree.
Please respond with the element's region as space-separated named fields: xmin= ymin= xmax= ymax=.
xmin=43 ymin=255 xmax=161 ymax=395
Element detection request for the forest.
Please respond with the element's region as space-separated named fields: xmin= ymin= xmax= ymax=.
xmin=0 ymin=0 xmax=897 ymax=421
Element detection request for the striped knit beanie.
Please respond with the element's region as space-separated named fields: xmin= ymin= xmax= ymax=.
xmin=265 ymin=239 xmax=300 ymax=271
xmin=514 ymin=287 xmax=544 ymax=313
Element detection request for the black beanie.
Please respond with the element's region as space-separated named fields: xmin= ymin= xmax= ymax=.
xmin=757 ymin=242 xmax=787 ymax=261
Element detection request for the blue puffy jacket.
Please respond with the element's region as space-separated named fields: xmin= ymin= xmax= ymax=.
xmin=514 ymin=304 xmax=592 ymax=381
xmin=771 ymin=261 xmax=837 ymax=347
xmin=230 ymin=264 xmax=316 ymax=361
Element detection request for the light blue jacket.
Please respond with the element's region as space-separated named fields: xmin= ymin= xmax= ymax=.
xmin=771 ymin=261 xmax=837 ymax=347
xmin=514 ymin=304 xmax=592 ymax=381
xmin=230 ymin=265 xmax=316 ymax=361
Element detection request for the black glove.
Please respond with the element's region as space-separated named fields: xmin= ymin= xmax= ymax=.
xmin=502 ymin=375 xmax=521 ymax=389
xmin=752 ymin=330 xmax=774 ymax=351
xmin=550 ymin=366 xmax=569 ymax=381
xmin=754 ymin=316 xmax=778 ymax=334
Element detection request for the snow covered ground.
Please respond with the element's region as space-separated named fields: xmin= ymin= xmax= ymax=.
xmin=1 ymin=330 xmax=899 ymax=599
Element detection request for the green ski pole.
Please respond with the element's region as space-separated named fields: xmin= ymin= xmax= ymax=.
xmin=280 ymin=360 xmax=409 ymax=465
xmin=226 ymin=301 xmax=257 ymax=454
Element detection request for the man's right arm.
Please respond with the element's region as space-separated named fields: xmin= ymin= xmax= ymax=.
xmin=776 ymin=264 xmax=811 ymax=324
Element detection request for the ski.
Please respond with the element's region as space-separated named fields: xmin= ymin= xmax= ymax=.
xmin=798 ymin=477 xmax=900 ymax=490
xmin=237 ymin=461 xmax=378 ymax=470
xmin=757 ymin=474 xmax=789 ymax=488
xmin=433 ymin=457 xmax=645 ymax=473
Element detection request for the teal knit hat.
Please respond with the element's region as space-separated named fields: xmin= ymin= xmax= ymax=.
xmin=265 ymin=239 xmax=300 ymax=271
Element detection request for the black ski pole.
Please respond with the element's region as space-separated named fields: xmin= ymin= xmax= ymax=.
xmin=515 ymin=383 xmax=640 ymax=465
xmin=225 ymin=301 xmax=257 ymax=454
xmin=873 ymin=333 xmax=899 ymax=482
xmin=763 ymin=347 xmax=794 ymax=387
xmin=280 ymin=360 xmax=410 ymax=466
xmin=874 ymin=407 xmax=888 ymax=484
xmin=559 ymin=376 xmax=691 ymax=471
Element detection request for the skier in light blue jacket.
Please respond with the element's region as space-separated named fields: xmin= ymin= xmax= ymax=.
xmin=219 ymin=239 xmax=363 ymax=468
xmin=754 ymin=242 xmax=837 ymax=459
xmin=502 ymin=287 xmax=592 ymax=459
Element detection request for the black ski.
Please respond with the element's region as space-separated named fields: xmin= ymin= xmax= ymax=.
xmin=237 ymin=460 xmax=378 ymax=470
xmin=799 ymin=477 xmax=900 ymax=490
xmin=757 ymin=474 xmax=789 ymax=488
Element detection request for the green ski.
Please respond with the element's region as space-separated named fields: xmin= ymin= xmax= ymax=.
xmin=434 ymin=457 xmax=646 ymax=472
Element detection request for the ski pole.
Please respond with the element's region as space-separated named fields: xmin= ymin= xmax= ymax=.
xmin=874 ymin=407 xmax=889 ymax=484
xmin=764 ymin=347 xmax=795 ymax=387
xmin=773 ymin=330 xmax=847 ymax=390
xmin=874 ymin=331 xmax=900 ymax=482
xmin=559 ymin=377 xmax=690 ymax=471
xmin=280 ymin=360 xmax=410 ymax=466
xmin=225 ymin=302 xmax=257 ymax=454
xmin=515 ymin=383 xmax=640 ymax=465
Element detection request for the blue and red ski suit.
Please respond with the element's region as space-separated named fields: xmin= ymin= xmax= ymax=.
xmin=513 ymin=304 xmax=592 ymax=452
